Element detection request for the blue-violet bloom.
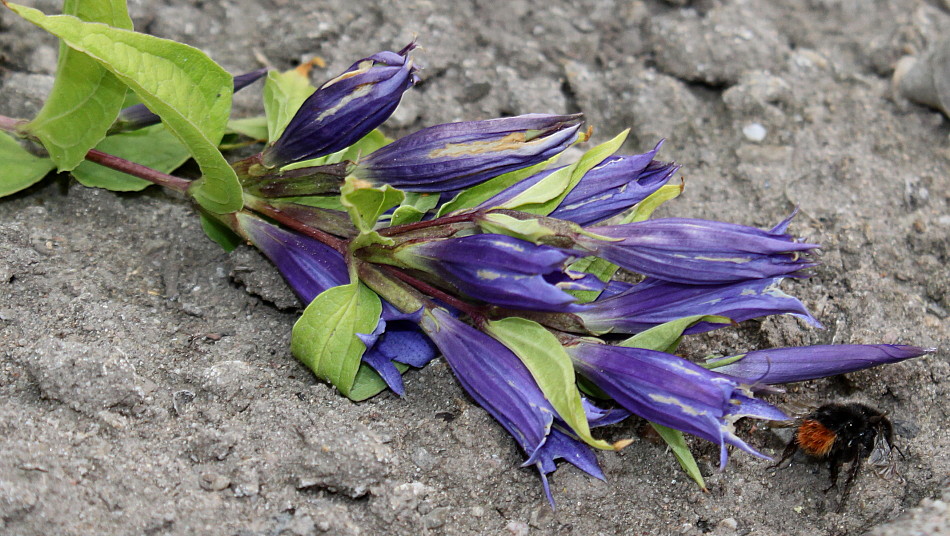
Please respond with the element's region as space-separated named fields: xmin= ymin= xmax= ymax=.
xmin=352 ymin=113 xmax=584 ymax=192
xmin=420 ymin=308 xmax=619 ymax=505
xmin=261 ymin=43 xmax=419 ymax=168
xmin=706 ymin=344 xmax=935 ymax=385
xmin=567 ymin=341 xmax=787 ymax=468
xmin=574 ymin=276 xmax=821 ymax=335
xmin=394 ymin=233 xmax=604 ymax=311
xmin=478 ymin=140 xmax=678 ymax=225
xmin=576 ymin=215 xmax=819 ymax=285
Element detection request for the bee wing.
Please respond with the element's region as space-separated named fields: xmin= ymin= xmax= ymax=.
xmin=765 ymin=399 xmax=820 ymax=427
xmin=868 ymin=433 xmax=901 ymax=480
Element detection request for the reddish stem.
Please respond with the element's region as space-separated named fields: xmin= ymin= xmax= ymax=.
xmin=378 ymin=264 xmax=486 ymax=321
xmin=378 ymin=211 xmax=477 ymax=237
xmin=85 ymin=149 xmax=192 ymax=192
xmin=250 ymin=200 xmax=347 ymax=254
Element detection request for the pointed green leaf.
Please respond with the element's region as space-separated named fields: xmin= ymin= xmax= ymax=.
xmin=486 ymin=317 xmax=613 ymax=451
xmin=263 ymin=68 xmax=315 ymax=143
xmin=700 ymin=353 xmax=746 ymax=370
xmin=618 ymin=314 xmax=731 ymax=353
xmin=72 ymin=124 xmax=190 ymax=191
xmin=0 ymin=132 xmax=55 ymax=197
xmin=348 ymin=362 xmax=409 ymax=401
xmin=476 ymin=212 xmax=556 ymax=243
xmin=340 ymin=175 xmax=404 ymax=233
xmin=622 ymin=182 xmax=684 ymax=224
xmin=389 ymin=192 xmax=440 ymax=226
xmin=291 ymin=282 xmax=382 ymax=397
xmin=650 ymin=423 xmax=706 ymax=490
xmin=24 ymin=0 xmax=133 ymax=172
xmin=282 ymin=129 xmax=392 ymax=170
xmin=565 ymin=256 xmax=618 ymax=304
xmin=498 ymin=130 xmax=628 ymax=215
xmin=283 ymin=195 xmax=346 ymax=212
xmin=199 ymin=211 xmax=242 ymax=252
xmin=435 ymin=156 xmax=557 ymax=217
xmin=227 ymin=116 xmax=269 ymax=140
xmin=7 ymin=3 xmax=241 ymax=213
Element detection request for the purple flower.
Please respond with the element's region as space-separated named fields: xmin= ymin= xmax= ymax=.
xmin=550 ymin=158 xmax=678 ymax=226
xmin=261 ymin=44 xmax=419 ymax=168
xmin=576 ymin=215 xmax=819 ymax=285
xmin=236 ymin=213 xmax=436 ymax=394
xmin=477 ymin=141 xmax=678 ymax=225
xmin=567 ymin=341 xmax=787 ymax=467
xmin=707 ymin=344 xmax=935 ymax=385
xmin=394 ymin=234 xmax=604 ymax=311
xmin=236 ymin=212 xmax=348 ymax=303
xmin=113 ymin=68 xmax=268 ymax=133
xmin=419 ymin=308 xmax=614 ymax=505
xmin=353 ymin=114 xmax=584 ymax=192
xmin=574 ymin=276 xmax=821 ymax=335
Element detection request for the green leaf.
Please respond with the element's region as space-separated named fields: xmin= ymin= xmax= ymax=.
xmin=24 ymin=0 xmax=133 ymax=172
xmin=650 ymin=423 xmax=706 ymax=490
xmin=291 ymin=282 xmax=382 ymax=398
xmin=340 ymin=175 xmax=404 ymax=233
xmin=700 ymin=353 xmax=746 ymax=370
xmin=227 ymin=116 xmax=269 ymax=140
xmin=348 ymin=362 xmax=409 ymax=401
xmin=72 ymin=124 xmax=190 ymax=191
xmin=486 ymin=317 xmax=613 ymax=451
xmin=476 ymin=212 xmax=556 ymax=243
xmin=199 ymin=211 xmax=242 ymax=252
xmin=565 ymin=256 xmax=618 ymax=304
xmin=498 ymin=130 xmax=628 ymax=215
xmin=621 ymin=182 xmax=683 ymax=224
xmin=7 ymin=3 xmax=242 ymax=213
xmin=389 ymin=192 xmax=440 ymax=226
xmin=0 ymin=132 xmax=56 ymax=197
xmin=435 ymin=157 xmax=557 ymax=217
xmin=618 ymin=315 xmax=731 ymax=353
xmin=263 ymin=68 xmax=315 ymax=143
xmin=283 ymin=195 xmax=346 ymax=212
xmin=282 ymin=129 xmax=392 ymax=170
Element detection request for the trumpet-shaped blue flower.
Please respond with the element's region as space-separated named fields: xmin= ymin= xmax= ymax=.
xmin=236 ymin=214 xmax=436 ymax=394
xmin=419 ymin=308 xmax=619 ymax=505
xmin=574 ymin=276 xmax=821 ymax=334
xmin=576 ymin=215 xmax=819 ymax=285
xmin=394 ymin=233 xmax=604 ymax=311
xmin=353 ymin=114 xmax=584 ymax=192
xmin=261 ymin=44 xmax=419 ymax=168
xmin=706 ymin=344 xmax=935 ymax=385
xmin=567 ymin=341 xmax=787 ymax=468
xmin=478 ymin=141 xmax=676 ymax=225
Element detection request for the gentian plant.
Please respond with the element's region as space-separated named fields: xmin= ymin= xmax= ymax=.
xmin=0 ymin=0 xmax=935 ymax=506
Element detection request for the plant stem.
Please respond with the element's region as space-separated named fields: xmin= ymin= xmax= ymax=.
xmin=0 ymin=114 xmax=26 ymax=134
xmin=0 ymin=113 xmax=194 ymax=193
xmin=85 ymin=149 xmax=192 ymax=192
xmin=378 ymin=211 xmax=478 ymax=237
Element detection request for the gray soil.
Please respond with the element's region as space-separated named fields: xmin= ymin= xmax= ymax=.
xmin=1 ymin=0 xmax=948 ymax=534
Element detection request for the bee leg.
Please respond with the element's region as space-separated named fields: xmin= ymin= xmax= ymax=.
xmin=835 ymin=457 xmax=863 ymax=513
xmin=823 ymin=458 xmax=840 ymax=493
xmin=769 ymin=440 xmax=799 ymax=469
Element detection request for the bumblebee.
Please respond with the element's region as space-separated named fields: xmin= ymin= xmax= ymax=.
xmin=771 ymin=403 xmax=903 ymax=511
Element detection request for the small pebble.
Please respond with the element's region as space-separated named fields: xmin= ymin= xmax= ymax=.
xmin=742 ymin=123 xmax=767 ymax=142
